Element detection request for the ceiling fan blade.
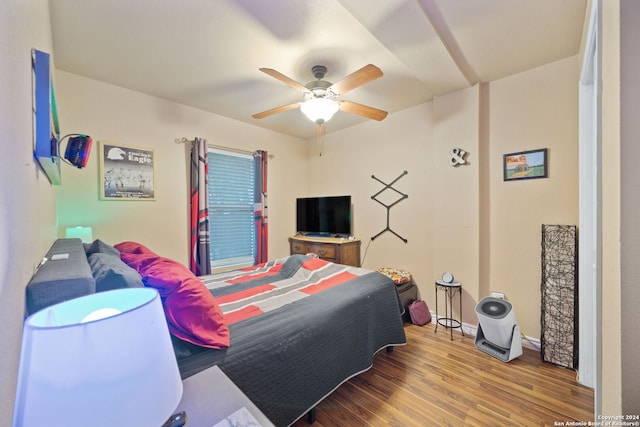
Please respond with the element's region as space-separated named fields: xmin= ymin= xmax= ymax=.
xmin=340 ymin=100 xmax=388 ymax=121
xmin=259 ymin=68 xmax=310 ymax=93
xmin=328 ymin=64 xmax=383 ymax=96
xmin=252 ymin=102 xmax=300 ymax=119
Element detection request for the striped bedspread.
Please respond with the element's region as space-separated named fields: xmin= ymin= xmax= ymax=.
xmin=201 ymin=255 xmax=371 ymax=325
xmin=174 ymin=255 xmax=406 ymax=427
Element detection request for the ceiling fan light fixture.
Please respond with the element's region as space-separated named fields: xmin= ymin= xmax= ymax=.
xmin=300 ymin=97 xmax=340 ymax=124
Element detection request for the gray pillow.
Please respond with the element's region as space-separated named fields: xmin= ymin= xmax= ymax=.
xmin=85 ymin=239 xmax=120 ymax=257
xmin=88 ymin=252 xmax=144 ymax=292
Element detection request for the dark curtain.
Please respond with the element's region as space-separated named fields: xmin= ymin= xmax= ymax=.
xmin=189 ymin=138 xmax=211 ymax=275
xmin=254 ymin=150 xmax=268 ymax=264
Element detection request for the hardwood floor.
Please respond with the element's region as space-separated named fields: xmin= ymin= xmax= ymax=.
xmin=293 ymin=322 xmax=593 ymax=427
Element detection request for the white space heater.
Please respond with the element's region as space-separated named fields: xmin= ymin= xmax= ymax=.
xmin=475 ymin=297 xmax=523 ymax=362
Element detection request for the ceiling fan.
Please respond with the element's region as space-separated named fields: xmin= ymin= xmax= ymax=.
xmin=252 ymin=64 xmax=388 ymax=133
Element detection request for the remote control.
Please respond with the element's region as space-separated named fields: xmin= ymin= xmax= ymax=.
xmin=161 ymin=411 xmax=187 ymax=427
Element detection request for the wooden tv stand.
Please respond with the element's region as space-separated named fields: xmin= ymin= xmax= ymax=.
xmin=289 ymin=235 xmax=361 ymax=267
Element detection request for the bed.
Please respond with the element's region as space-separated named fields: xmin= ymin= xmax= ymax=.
xmin=25 ymin=238 xmax=407 ymax=426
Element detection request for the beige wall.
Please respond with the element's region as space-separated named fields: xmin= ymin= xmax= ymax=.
xmin=431 ymin=86 xmax=481 ymax=325
xmin=55 ymin=71 xmax=309 ymax=264
xmin=307 ymin=56 xmax=579 ymax=340
xmin=307 ymin=102 xmax=436 ymax=295
xmin=0 ymin=0 xmax=60 ymax=419
xmin=488 ymin=56 xmax=580 ymax=339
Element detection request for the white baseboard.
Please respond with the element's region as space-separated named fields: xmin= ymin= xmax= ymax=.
xmin=430 ymin=312 xmax=541 ymax=351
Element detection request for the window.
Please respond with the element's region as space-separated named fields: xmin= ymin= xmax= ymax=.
xmin=207 ymin=149 xmax=255 ymax=269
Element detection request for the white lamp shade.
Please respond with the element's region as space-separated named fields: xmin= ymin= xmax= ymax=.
xmin=12 ymin=288 xmax=183 ymax=427
xmin=65 ymin=226 xmax=93 ymax=243
xmin=300 ymin=97 xmax=340 ymax=123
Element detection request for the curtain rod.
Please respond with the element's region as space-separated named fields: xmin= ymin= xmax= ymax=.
xmin=174 ymin=137 xmax=274 ymax=159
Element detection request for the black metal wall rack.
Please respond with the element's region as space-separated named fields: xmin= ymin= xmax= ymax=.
xmin=370 ymin=170 xmax=408 ymax=243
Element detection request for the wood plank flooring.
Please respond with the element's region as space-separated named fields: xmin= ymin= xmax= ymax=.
xmin=292 ymin=323 xmax=593 ymax=427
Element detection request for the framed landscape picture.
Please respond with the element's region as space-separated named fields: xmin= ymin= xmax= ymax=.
xmin=503 ymin=148 xmax=548 ymax=181
xmin=99 ymin=142 xmax=156 ymax=200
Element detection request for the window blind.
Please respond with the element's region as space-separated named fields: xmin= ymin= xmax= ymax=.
xmin=208 ymin=150 xmax=255 ymax=268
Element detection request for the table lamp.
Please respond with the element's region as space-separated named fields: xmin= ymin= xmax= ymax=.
xmin=12 ymin=288 xmax=183 ymax=427
xmin=65 ymin=226 xmax=93 ymax=243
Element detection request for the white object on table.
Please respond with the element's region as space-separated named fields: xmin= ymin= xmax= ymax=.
xmin=175 ymin=365 xmax=274 ymax=427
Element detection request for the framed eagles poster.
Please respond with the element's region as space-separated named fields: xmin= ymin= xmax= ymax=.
xmin=99 ymin=142 xmax=156 ymax=200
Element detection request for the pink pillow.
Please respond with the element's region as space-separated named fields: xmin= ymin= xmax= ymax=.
xmin=115 ymin=242 xmax=229 ymax=349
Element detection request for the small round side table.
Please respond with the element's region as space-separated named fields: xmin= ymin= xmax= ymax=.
xmin=434 ymin=279 xmax=464 ymax=340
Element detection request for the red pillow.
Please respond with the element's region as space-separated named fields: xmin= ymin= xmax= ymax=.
xmin=119 ymin=251 xmax=165 ymax=273
xmin=115 ymin=242 xmax=230 ymax=349
xmin=115 ymin=241 xmax=155 ymax=255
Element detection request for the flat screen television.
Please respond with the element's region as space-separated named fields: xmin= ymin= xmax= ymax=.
xmin=296 ymin=195 xmax=351 ymax=236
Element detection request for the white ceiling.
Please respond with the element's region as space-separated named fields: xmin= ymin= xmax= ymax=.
xmin=49 ymin=0 xmax=587 ymax=140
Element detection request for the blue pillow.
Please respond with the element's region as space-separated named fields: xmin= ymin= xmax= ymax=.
xmin=88 ymin=252 xmax=144 ymax=292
